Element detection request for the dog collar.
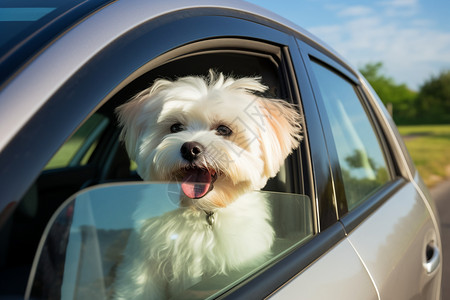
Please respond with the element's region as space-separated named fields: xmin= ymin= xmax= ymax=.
xmin=205 ymin=211 xmax=215 ymax=227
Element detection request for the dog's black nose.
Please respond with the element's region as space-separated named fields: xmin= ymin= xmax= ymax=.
xmin=181 ymin=142 xmax=203 ymax=162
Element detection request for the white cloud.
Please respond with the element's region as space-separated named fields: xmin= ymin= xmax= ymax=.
xmin=337 ymin=5 xmax=373 ymax=17
xmin=380 ymin=0 xmax=418 ymax=7
xmin=307 ymin=2 xmax=450 ymax=89
xmin=378 ymin=0 xmax=419 ymax=16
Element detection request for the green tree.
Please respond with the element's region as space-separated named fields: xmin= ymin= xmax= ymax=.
xmin=359 ymin=62 xmax=417 ymax=123
xmin=416 ymin=70 xmax=450 ymax=124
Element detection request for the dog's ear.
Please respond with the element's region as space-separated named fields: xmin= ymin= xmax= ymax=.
xmin=256 ymin=98 xmax=302 ymax=178
xmin=115 ymin=80 xmax=171 ymax=161
xmin=115 ymin=91 xmax=148 ymax=161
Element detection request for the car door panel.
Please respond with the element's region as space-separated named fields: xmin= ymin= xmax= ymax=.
xmin=270 ymin=238 xmax=378 ymax=300
xmin=345 ymin=182 xmax=441 ymax=299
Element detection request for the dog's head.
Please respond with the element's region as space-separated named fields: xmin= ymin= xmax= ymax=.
xmin=116 ymin=71 xmax=302 ymax=210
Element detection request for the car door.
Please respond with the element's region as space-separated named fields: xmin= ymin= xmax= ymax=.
xmin=298 ymin=40 xmax=442 ymax=299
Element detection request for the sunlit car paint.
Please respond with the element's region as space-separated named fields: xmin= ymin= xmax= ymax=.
xmin=271 ymin=239 xmax=379 ymax=299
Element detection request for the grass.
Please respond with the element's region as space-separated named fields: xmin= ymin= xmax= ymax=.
xmin=44 ymin=137 xmax=96 ymax=169
xmin=398 ymin=124 xmax=450 ymax=187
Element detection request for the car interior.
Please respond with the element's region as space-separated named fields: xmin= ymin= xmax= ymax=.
xmin=0 ymin=49 xmax=309 ymax=298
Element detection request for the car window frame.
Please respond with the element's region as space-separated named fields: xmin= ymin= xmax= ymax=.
xmin=297 ymin=40 xmax=407 ymax=232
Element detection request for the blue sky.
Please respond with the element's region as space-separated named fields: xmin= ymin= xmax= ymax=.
xmin=246 ymin=0 xmax=450 ymax=90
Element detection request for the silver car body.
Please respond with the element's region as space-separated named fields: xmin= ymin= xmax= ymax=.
xmin=0 ymin=0 xmax=442 ymax=299
xmin=273 ymin=177 xmax=441 ymax=299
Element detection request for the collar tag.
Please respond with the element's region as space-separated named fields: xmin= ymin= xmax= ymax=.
xmin=205 ymin=211 xmax=215 ymax=227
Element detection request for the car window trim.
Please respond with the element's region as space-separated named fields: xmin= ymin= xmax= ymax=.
xmin=294 ymin=39 xmax=339 ymax=231
xmin=297 ymin=43 xmax=348 ymax=223
xmin=279 ymin=46 xmax=311 ymax=208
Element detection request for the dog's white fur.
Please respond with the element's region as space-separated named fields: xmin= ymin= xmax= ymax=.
xmin=113 ymin=71 xmax=301 ymax=299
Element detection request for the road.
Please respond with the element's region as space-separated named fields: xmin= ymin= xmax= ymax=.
xmin=430 ymin=180 xmax=450 ymax=300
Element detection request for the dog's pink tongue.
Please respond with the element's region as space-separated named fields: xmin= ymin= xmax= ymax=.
xmin=181 ymin=169 xmax=211 ymax=199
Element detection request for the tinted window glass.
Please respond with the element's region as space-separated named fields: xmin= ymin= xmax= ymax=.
xmin=311 ymin=61 xmax=390 ymax=210
xmin=44 ymin=113 xmax=109 ymax=169
xmin=28 ymin=183 xmax=313 ymax=299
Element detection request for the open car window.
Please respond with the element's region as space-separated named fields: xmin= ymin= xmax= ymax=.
xmin=27 ymin=183 xmax=313 ymax=299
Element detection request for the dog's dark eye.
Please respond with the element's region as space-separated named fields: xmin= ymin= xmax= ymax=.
xmin=216 ymin=125 xmax=232 ymax=136
xmin=170 ymin=123 xmax=185 ymax=133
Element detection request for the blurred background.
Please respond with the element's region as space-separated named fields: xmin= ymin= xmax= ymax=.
xmin=248 ymin=0 xmax=450 ymax=190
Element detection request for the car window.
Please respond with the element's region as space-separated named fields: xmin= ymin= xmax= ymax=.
xmin=44 ymin=113 xmax=109 ymax=169
xmin=310 ymin=61 xmax=391 ymax=210
xmin=27 ymin=183 xmax=313 ymax=299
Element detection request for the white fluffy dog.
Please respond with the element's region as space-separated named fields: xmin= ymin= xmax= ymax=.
xmin=113 ymin=71 xmax=302 ymax=299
